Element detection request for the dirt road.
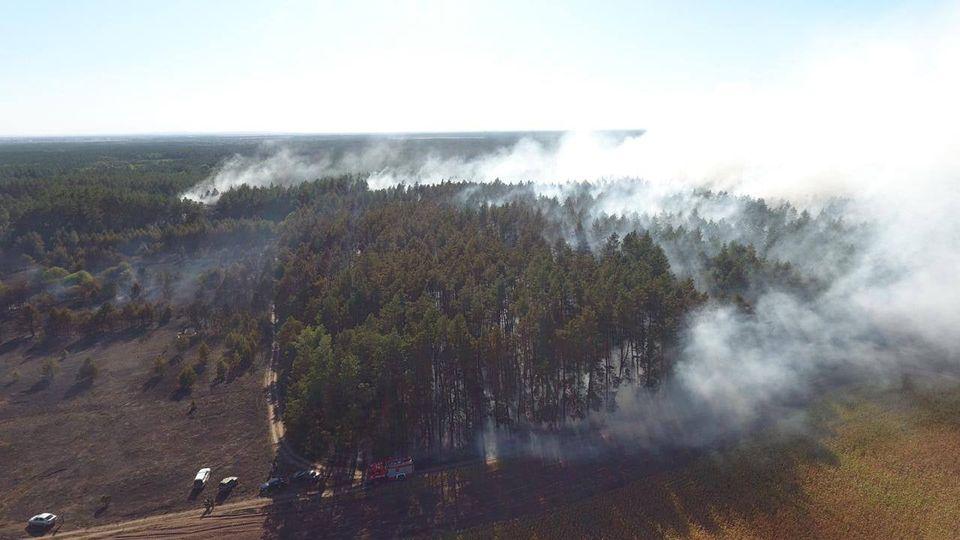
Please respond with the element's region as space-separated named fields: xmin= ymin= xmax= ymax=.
xmin=52 ymin=496 xmax=271 ymax=539
xmin=262 ymin=324 xmax=312 ymax=471
xmin=50 ymin=448 xmax=679 ymax=539
xmin=263 ymin=305 xmax=363 ymax=482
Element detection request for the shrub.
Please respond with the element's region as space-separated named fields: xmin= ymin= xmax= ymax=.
xmin=178 ymin=366 xmax=197 ymax=389
xmin=41 ymin=359 xmax=58 ymax=380
xmin=77 ymin=357 xmax=98 ymax=381
xmin=41 ymin=266 xmax=69 ymax=283
xmin=158 ymin=304 xmax=173 ymax=325
xmin=63 ymin=270 xmax=95 ymax=287
xmin=215 ymin=359 xmax=228 ymax=381
xmin=152 ymin=356 xmax=165 ymax=375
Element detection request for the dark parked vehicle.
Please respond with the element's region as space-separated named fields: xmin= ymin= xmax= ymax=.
xmin=258 ymin=477 xmax=287 ymax=495
xmin=292 ymin=469 xmax=320 ymax=483
xmin=219 ymin=476 xmax=239 ymax=493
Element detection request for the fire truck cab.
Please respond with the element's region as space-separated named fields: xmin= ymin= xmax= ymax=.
xmin=366 ymin=457 xmax=414 ymax=483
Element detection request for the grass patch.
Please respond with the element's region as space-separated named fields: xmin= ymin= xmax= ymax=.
xmin=462 ymin=384 xmax=960 ymax=539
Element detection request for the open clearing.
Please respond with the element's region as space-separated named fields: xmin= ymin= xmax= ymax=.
xmin=0 ymin=322 xmax=272 ymax=538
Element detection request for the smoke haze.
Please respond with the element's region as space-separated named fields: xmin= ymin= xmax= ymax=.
xmin=183 ymin=7 xmax=960 ymax=458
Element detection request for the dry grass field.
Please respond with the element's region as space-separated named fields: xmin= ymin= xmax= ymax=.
xmin=466 ymin=379 xmax=960 ymax=539
xmin=0 ymin=321 xmax=272 ymax=537
xmin=1 ymin=296 xmax=956 ymax=540
xmin=0 ymin=368 xmax=953 ymax=538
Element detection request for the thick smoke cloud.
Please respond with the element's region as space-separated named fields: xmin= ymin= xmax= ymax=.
xmin=183 ymin=6 xmax=960 ymax=458
xmin=480 ymin=8 xmax=960 ymax=459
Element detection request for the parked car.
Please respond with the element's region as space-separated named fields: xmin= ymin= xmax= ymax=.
xmin=258 ymin=477 xmax=287 ymax=495
xmin=291 ymin=469 xmax=320 ymax=483
xmin=219 ymin=476 xmax=239 ymax=492
xmin=27 ymin=512 xmax=58 ymax=530
xmin=193 ymin=467 xmax=211 ymax=490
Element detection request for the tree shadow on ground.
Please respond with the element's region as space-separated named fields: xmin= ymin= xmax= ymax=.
xmin=258 ymin=425 xmax=840 ymax=539
xmin=23 ymin=377 xmax=51 ymax=394
xmin=169 ymin=386 xmax=191 ymax=401
xmin=67 ymin=326 xmax=152 ymax=353
xmin=63 ymin=377 xmax=93 ymax=399
xmin=141 ymin=373 xmax=162 ymax=391
xmin=0 ymin=335 xmax=30 ymax=356
xmin=25 ymin=335 xmax=76 ymax=358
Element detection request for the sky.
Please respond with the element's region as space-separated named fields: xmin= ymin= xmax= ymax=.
xmin=0 ymin=0 xmax=949 ymax=136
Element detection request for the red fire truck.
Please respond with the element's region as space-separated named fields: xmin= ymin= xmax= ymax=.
xmin=366 ymin=457 xmax=414 ymax=483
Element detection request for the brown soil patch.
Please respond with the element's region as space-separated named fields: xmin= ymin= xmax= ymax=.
xmin=0 ymin=322 xmax=272 ymax=537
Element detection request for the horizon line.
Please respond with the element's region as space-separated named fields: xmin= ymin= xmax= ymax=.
xmin=0 ymin=128 xmax=646 ymax=142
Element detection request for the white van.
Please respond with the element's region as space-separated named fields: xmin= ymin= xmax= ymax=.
xmin=27 ymin=513 xmax=58 ymax=530
xmin=193 ymin=467 xmax=211 ymax=489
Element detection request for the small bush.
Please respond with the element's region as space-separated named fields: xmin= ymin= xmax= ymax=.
xmin=41 ymin=266 xmax=69 ymax=283
xmin=216 ymin=359 xmax=228 ymax=381
xmin=41 ymin=359 xmax=58 ymax=381
xmin=63 ymin=270 xmax=95 ymax=287
xmin=158 ymin=305 xmax=173 ymax=325
xmin=178 ymin=366 xmax=197 ymax=390
xmin=152 ymin=356 xmax=165 ymax=375
xmin=77 ymin=357 xmax=98 ymax=381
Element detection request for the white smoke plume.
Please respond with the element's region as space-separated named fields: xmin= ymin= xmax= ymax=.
xmin=182 ymin=4 xmax=960 ymax=457
xmin=479 ymin=7 xmax=960 ymax=459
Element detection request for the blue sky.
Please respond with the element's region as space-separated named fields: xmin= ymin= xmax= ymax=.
xmin=0 ymin=0 xmax=945 ymax=136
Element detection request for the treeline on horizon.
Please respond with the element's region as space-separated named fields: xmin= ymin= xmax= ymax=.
xmin=0 ymin=141 xmax=857 ymax=462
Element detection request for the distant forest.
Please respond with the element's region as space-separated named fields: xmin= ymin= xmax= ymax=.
xmin=0 ymin=138 xmax=857 ymax=461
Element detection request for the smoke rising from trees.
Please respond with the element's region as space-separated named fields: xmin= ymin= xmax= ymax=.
xmin=183 ymin=7 xmax=960 ymax=459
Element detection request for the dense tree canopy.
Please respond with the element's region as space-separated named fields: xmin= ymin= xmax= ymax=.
xmin=273 ymin=185 xmax=707 ymax=457
xmin=1 ymin=139 xmax=853 ymax=464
